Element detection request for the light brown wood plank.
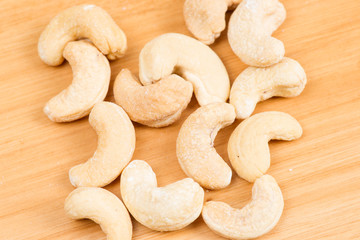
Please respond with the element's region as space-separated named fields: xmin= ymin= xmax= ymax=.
xmin=0 ymin=0 xmax=359 ymax=239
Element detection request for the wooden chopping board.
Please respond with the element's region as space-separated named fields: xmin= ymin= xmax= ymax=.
xmin=0 ymin=0 xmax=359 ymax=239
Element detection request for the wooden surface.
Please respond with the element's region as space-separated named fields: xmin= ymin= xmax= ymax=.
xmin=0 ymin=0 xmax=359 ymax=239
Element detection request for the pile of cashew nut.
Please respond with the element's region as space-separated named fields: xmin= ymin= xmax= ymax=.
xmin=39 ymin=1 xmax=308 ymax=239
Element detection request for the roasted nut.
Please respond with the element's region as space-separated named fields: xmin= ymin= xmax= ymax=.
xmin=183 ymin=0 xmax=241 ymax=45
xmin=65 ymin=187 xmax=132 ymax=240
xmin=228 ymin=0 xmax=286 ymax=67
xmin=230 ymin=57 xmax=307 ymax=119
xmin=44 ymin=41 xmax=110 ymax=122
xmin=38 ymin=4 xmax=127 ymax=66
xmin=69 ymin=101 xmax=135 ymax=187
xmin=202 ymin=175 xmax=284 ymax=240
xmin=177 ymin=103 xmax=236 ymax=189
xmin=228 ymin=111 xmax=302 ymax=182
xmin=113 ymin=69 xmax=193 ymax=127
xmin=120 ymin=160 xmax=204 ymax=231
xmin=139 ymin=33 xmax=230 ymax=106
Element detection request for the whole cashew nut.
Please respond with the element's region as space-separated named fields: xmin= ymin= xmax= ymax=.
xmin=43 ymin=40 xmax=110 ymax=122
xmin=228 ymin=0 xmax=286 ymax=67
xmin=202 ymin=175 xmax=284 ymax=240
xmin=139 ymin=33 xmax=230 ymax=106
xmin=69 ymin=101 xmax=135 ymax=187
xmin=230 ymin=57 xmax=307 ymax=119
xmin=65 ymin=187 xmax=132 ymax=240
xmin=177 ymin=103 xmax=236 ymax=189
xmin=228 ymin=111 xmax=302 ymax=182
xmin=38 ymin=4 xmax=127 ymax=66
xmin=120 ymin=160 xmax=204 ymax=231
xmin=113 ymin=69 xmax=193 ymax=128
xmin=183 ymin=0 xmax=241 ymax=45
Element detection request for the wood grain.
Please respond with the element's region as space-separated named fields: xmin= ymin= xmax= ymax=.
xmin=0 ymin=0 xmax=359 ymax=239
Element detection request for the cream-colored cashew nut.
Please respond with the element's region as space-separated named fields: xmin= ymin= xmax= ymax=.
xmin=44 ymin=41 xmax=110 ymax=122
xmin=69 ymin=102 xmax=135 ymax=187
xmin=228 ymin=111 xmax=302 ymax=182
xmin=65 ymin=187 xmax=132 ymax=240
xmin=38 ymin=4 xmax=127 ymax=66
xmin=113 ymin=69 xmax=193 ymax=127
xmin=120 ymin=160 xmax=204 ymax=231
xmin=177 ymin=103 xmax=236 ymax=189
xmin=228 ymin=0 xmax=286 ymax=67
xmin=184 ymin=0 xmax=241 ymax=45
xmin=202 ymin=175 xmax=284 ymax=240
xmin=139 ymin=33 xmax=230 ymax=106
xmin=230 ymin=57 xmax=307 ymax=119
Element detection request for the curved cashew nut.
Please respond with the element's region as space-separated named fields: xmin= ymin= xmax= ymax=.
xmin=38 ymin=4 xmax=127 ymax=66
xmin=65 ymin=187 xmax=132 ymax=240
xmin=228 ymin=111 xmax=302 ymax=182
xmin=228 ymin=0 xmax=286 ymax=67
xmin=139 ymin=33 xmax=230 ymax=106
xmin=183 ymin=0 xmax=241 ymax=45
xmin=43 ymin=41 xmax=110 ymax=122
xmin=69 ymin=101 xmax=135 ymax=187
xmin=113 ymin=69 xmax=193 ymax=128
xmin=230 ymin=57 xmax=307 ymax=119
xmin=177 ymin=103 xmax=236 ymax=189
xmin=202 ymin=175 xmax=284 ymax=240
xmin=120 ymin=160 xmax=204 ymax=231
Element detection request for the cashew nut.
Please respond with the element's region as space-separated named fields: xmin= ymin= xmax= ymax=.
xmin=38 ymin=4 xmax=127 ymax=66
xmin=69 ymin=101 xmax=135 ymax=187
xmin=228 ymin=111 xmax=302 ymax=182
xmin=177 ymin=103 xmax=236 ymax=189
xmin=139 ymin=33 xmax=230 ymax=106
xmin=65 ymin=187 xmax=132 ymax=240
xmin=43 ymin=40 xmax=110 ymax=122
xmin=113 ymin=69 xmax=193 ymax=128
xmin=230 ymin=57 xmax=307 ymax=119
xmin=120 ymin=160 xmax=204 ymax=231
xmin=202 ymin=175 xmax=284 ymax=240
xmin=228 ymin=0 xmax=286 ymax=67
xmin=183 ymin=0 xmax=241 ymax=45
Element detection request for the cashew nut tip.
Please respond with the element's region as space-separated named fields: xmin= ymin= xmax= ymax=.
xmin=43 ymin=41 xmax=110 ymax=122
xmin=184 ymin=0 xmax=241 ymax=45
xmin=230 ymin=57 xmax=307 ymax=119
xmin=113 ymin=69 xmax=193 ymax=128
xmin=120 ymin=160 xmax=204 ymax=231
xmin=69 ymin=101 xmax=135 ymax=187
xmin=38 ymin=4 xmax=127 ymax=66
xmin=228 ymin=111 xmax=302 ymax=182
xmin=139 ymin=33 xmax=230 ymax=106
xmin=65 ymin=187 xmax=132 ymax=240
xmin=202 ymin=175 xmax=284 ymax=240
xmin=177 ymin=103 xmax=236 ymax=189
xmin=228 ymin=0 xmax=286 ymax=67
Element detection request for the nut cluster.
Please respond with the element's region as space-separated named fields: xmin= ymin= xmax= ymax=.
xmin=39 ymin=1 xmax=307 ymax=239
